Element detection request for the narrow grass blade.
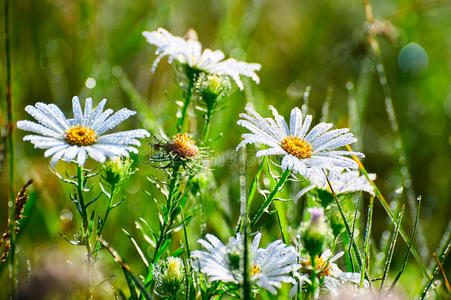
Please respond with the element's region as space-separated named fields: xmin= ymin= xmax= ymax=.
xmin=250 ymin=169 xmax=290 ymax=228
xmin=380 ymin=205 xmax=404 ymax=292
xmin=389 ymin=196 xmax=421 ymax=292
xmin=122 ymin=229 xmax=149 ymax=268
xmin=346 ymin=145 xmax=430 ymax=279
xmin=361 ymin=196 xmax=374 ymax=287
xmin=363 ymin=0 xmax=428 ymax=260
xmin=324 ymin=171 xmax=363 ymax=271
xmin=98 ymin=237 xmax=154 ymax=300
xmin=420 ymin=232 xmax=451 ymax=299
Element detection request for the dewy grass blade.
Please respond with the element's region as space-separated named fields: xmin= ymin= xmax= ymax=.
xmin=250 ymin=169 xmax=291 ymax=228
xmin=388 ymin=196 xmax=421 ymax=293
xmin=324 ymin=170 xmax=363 ymax=270
xmin=380 ymin=205 xmax=404 ymax=292
xmin=346 ymin=145 xmax=430 ymax=279
xmin=239 ymin=147 xmax=251 ymax=300
xmin=420 ymin=234 xmax=451 ymax=299
xmin=361 ymin=196 xmax=374 ymax=287
xmin=363 ymin=0 xmax=428 ymax=260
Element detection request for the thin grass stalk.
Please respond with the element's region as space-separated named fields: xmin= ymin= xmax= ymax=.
xmin=429 ymin=221 xmax=451 ymax=271
xmin=346 ymin=145 xmax=430 ymax=279
xmin=324 ymin=171 xmax=363 ymax=270
xmin=388 ymin=196 xmax=421 ymax=293
xmin=4 ymin=0 xmax=16 ymax=297
xmin=380 ymin=205 xmax=404 ymax=292
xmin=432 ymin=253 xmax=450 ymax=293
xmin=363 ymin=0 xmax=428 ymax=259
xmin=420 ymin=241 xmax=450 ymax=299
xmin=239 ymin=147 xmax=251 ymax=300
xmin=250 ymin=169 xmax=290 ymax=228
xmin=361 ymin=196 xmax=374 ymax=287
xmin=348 ymin=194 xmax=361 ymax=273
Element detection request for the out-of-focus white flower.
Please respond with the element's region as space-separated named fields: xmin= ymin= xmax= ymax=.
xmin=142 ymin=27 xmax=261 ymax=90
xmin=290 ymin=249 xmax=369 ymax=298
xmin=17 ymin=97 xmax=150 ymax=167
xmin=295 ymin=168 xmax=376 ymax=200
xmin=237 ymin=105 xmax=364 ymax=177
xmin=192 ymin=232 xmax=301 ymax=294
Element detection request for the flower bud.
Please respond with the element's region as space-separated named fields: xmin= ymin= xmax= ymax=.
xmin=102 ymin=157 xmax=133 ymax=186
xmin=153 ymin=257 xmax=185 ymax=297
xmin=303 ymin=207 xmax=328 ymax=258
xmin=195 ymin=73 xmax=231 ymax=109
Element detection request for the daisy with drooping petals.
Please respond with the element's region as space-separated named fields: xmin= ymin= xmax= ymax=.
xmin=295 ymin=167 xmax=376 ymax=200
xmin=17 ymin=96 xmax=150 ymax=167
xmin=192 ymin=232 xmax=301 ymax=295
xmin=142 ymin=27 xmax=261 ymax=90
xmin=290 ymin=249 xmax=368 ymax=297
xmin=236 ymin=105 xmax=364 ymax=177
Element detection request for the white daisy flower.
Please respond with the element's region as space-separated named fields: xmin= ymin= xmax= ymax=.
xmin=236 ymin=105 xmax=364 ymax=178
xmin=192 ymin=232 xmax=301 ymax=295
xmin=295 ymin=168 xmax=376 ymax=200
xmin=301 ymin=249 xmax=369 ymax=297
xmin=17 ymin=96 xmax=150 ymax=167
xmin=142 ymin=27 xmax=261 ymax=90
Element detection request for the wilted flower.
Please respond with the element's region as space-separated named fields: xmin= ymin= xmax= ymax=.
xmin=295 ymin=168 xmax=376 ymax=200
xmin=236 ymin=105 xmax=364 ymax=177
xmin=192 ymin=232 xmax=300 ymax=295
xmin=153 ymin=257 xmax=185 ymax=297
xmin=142 ymin=27 xmax=261 ymax=90
xmin=149 ymin=132 xmax=206 ymax=173
xmin=17 ymin=97 xmax=150 ymax=167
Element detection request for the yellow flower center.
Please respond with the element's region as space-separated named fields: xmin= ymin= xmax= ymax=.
xmin=251 ymin=264 xmax=261 ymax=276
xmin=165 ymin=133 xmax=199 ymax=158
xmin=280 ymin=136 xmax=312 ymax=159
xmin=302 ymin=256 xmax=333 ymax=278
xmin=64 ymin=125 xmax=97 ymax=146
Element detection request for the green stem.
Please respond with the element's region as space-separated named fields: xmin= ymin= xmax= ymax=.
xmin=152 ymin=165 xmax=180 ymax=263
xmin=310 ymin=255 xmax=317 ymax=298
xmin=250 ymin=169 xmax=290 ymax=228
xmin=98 ymin=185 xmax=116 ymax=235
xmin=202 ymin=109 xmax=212 ymax=144
xmin=177 ymin=80 xmax=194 ymax=133
xmin=76 ymin=165 xmax=93 ymax=299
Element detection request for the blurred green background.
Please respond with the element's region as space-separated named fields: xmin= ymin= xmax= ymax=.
xmin=0 ymin=0 xmax=450 ymax=297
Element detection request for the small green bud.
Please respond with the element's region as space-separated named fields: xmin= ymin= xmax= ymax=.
xmin=303 ymin=207 xmax=328 ymax=258
xmin=102 ymin=157 xmax=133 ymax=186
xmin=195 ymin=73 xmax=231 ymax=109
xmin=153 ymin=257 xmax=185 ymax=297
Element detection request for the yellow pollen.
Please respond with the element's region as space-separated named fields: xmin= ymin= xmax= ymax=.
xmin=280 ymin=136 xmax=312 ymax=159
xmin=165 ymin=133 xmax=199 ymax=158
xmin=302 ymin=256 xmax=332 ymax=278
xmin=251 ymin=264 xmax=261 ymax=276
xmin=64 ymin=125 xmax=97 ymax=146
